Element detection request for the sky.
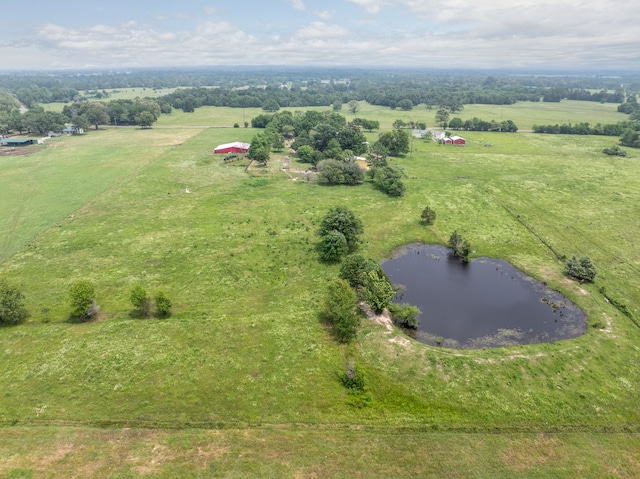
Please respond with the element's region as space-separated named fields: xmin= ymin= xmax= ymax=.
xmin=1 ymin=0 xmax=638 ymax=71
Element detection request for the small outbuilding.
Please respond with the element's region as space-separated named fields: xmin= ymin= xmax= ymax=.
xmin=0 ymin=138 xmax=39 ymax=146
xmin=213 ymin=141 xmax=250 ymax=154
xmin=62 ymin=126 xmax=85 ymax=135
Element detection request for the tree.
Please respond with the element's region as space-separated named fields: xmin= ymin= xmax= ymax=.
xmin=448 ymin=231 xmax=471 ymax=263
xmin=376 ymin=129 xmax=410 ymax=156
xmin=311 ymin=123 xmax=338 ymax=152
xmin=68 ymin=280 xmax=99 ymax=322
xmin=360 ymin=269 xmax=394 ymax=314
xmin=0 ymin=280 xmax=28 ymax=325
xmin=435 ymin=108 xmax=450 ymax=128
xmin=135 ymin=111 xmax=156 ymax=129
xmin=247 ymin=132 xmax=271 ymax=165
xmin=262 ymin=99 xmax=280 ymax=112
xmin=620 ymin=128 xmax=640 ymax=148
xmin=155 ymin=291 xmax=172 ymax=317
xmin=296 ymin=144 xmax=314 ymax=163
xmin=337 ymin=123 xmax=367 ymax=155
xmin=398 ymin=99 xmax=414 ymax=111
xmin=448 ymin=117 xmax=464 ymax=129
xmin=332 ymin=99 xmax=343 ymax=111
xmin=370 ymin=166 xmax=406 ymax=197
xmin=565 ymin=255 xmax=597 ymax=282
xmin=322 ymin=279 xmax=360 ymax=343
xmin=348 ymin=100 xmax=360 ymax=116
xmin=85 ymin=103 xmax=110 ymax=130
xmin=421 ymin=206 xmax=436 ymax=224
xmin=388 ymin=303 xmax=421 ymax=329
xmin=319 ymin=230 xmax=349 ymax=262
xmin=130 ymin=285 xmax=152 ymax=317
xmin=318 ymin=206 xmax=364 ymax=253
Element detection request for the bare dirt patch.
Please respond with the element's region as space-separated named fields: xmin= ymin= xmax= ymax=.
xmin=0 ymin=146 xmax=44 ymax=157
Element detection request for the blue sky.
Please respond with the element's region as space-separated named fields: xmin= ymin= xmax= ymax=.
xmin=1 ymin=0 xmax=638 ymax=70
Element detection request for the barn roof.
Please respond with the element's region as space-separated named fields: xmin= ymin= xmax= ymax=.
xmin=214 ymin=141 xmax=250 ymax=151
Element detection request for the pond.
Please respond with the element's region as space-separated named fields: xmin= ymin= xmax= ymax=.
xmin=381 ymin=244 xmax=587 ymax=349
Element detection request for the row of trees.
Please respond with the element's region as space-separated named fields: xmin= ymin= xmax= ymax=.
xmin=448 ymin=117 xmax=518 ymax=132
xmin=0 ymin=278 xmax=172 ymax=326
xmin=532 ymin=121 xmax=636 ymax=136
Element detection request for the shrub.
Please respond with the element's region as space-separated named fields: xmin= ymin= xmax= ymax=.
xmin=319 ymin=230 xmax=349 ymax=262
xmin=339 ymin=254 xmax=380 ymax=288
xmin=68 ymin=280 xmax=99 ymax=322
xmin=421 ymin=206 xmax=436 ymax=224
xmin=318 ymin=206 xmax=363 ymax=254
xmin=388 ymin=303 xmax=421 ymax=329
xmin=602 ymin=145 xmax=627 ymax=156
xmin=322 ymin=279 xmax=360 ymax=343
xmin=155 ymin=291 xmax=172 ymax=317
xmin=130 ymin=285 xmax=152 ymax=317
xmin=370 ymin=166 xmax=406 ymax=197
xmin=360 ymin=269 xmax=395 ymax=314
xmin=565 ymin=255 xmax=597 ymax=282
xmin=448 ymin=230 xmax=471 ymax=263
xmin=0 ymin=279 xmax=28 ymax=325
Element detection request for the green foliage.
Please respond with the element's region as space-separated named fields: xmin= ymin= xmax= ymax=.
xmin=0 ymin=279 xmax=28 ymax=325
xmin=154 ymin=291 xmax=172 ymax=317
xmin=602 ymin=145 xmax=627 ymax=156
xmin=339 ymin=254 xmax=380 ymax=289
xmin=317 ymin=159 xmax=364 ymax=186
xmin=370 ymin=166 xmax=406 ymax=197
xmin=448 ymin=230 xmax=471 ymax=263
xmin=565 ymin=255 xmax=597 ymax=283
xmin=295 ymin=144 xmax=314 ymax=163
xmin=318 ymin=230 xmax=349 ymax=263
xmin=620 ymin=128 xmax=640 ymax=148
xmin=322 ymin=279 xmax=360 ymax=343
xmin=388 ymin=303 xmax=421 ymax=329
xmin=130 ymin=285 xmax=152 ymax=317
xmin=421 ymin=206 xmax=437 ymax=224
xmin=247 ymin=132 xmax=271 ymax=164
xmin=317 ymin=206 xmax=363 ymax=255
xmin=135 ymin=110 xmax=156 ymax=128
xmin=360 ymin=269 xmax=395 ymax=314
xmin=68 ymin=280 xmax=99 ymax=322
xmin=376 ymin=129 xmax=410 ymax=156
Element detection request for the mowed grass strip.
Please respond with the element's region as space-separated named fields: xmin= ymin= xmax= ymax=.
xmin=0 ymin=427 xmax=639 ymax=478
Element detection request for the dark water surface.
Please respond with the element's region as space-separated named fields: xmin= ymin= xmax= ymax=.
xmin=382 ymin=244 xmax=586 ymax=349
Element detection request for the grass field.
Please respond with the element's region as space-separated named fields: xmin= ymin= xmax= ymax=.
xmin=1 ymin=107 xmax=639 ymax=477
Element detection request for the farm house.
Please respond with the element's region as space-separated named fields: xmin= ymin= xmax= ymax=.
xmin=213 ymin=142 xmax=250 ymax=154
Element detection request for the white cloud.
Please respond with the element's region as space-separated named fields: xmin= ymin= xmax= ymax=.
xmin=312 ymin=10 xmax=336 ymax=21
xmin=345 ymin=0 xmax=392 ymax=14
xmin=292 ymin=0 xmax=306 ymax=11
xmin=292 ymin=22 xmax=349 ymax=40
xmin=203 ymin=6 xmax=218 ymax=15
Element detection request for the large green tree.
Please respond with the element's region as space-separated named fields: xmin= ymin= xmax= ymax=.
xmin=317 ymin=206 xmax=364 ymax=253
xmin=0 ymin=280 xmax=28 ymax=325
xmin=322 ymin=279 xmax=360 ymax=343
xmin=376 ymin=129 xmax=410 ymax=156
xmin=85 ymin=103 xmax=110 ymax=130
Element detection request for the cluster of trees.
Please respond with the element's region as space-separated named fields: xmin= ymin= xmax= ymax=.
xmin=542 ymin=87 xmax=625 ymax=103
xmin=0 ymin=278 xmax=172 ymax=326
xmin=63 ymin=99 xmax=167 ymax=128
xmin=617 ymin=96 xmax=640 ymax=119
xmin=532 ymin=121 xmax=634 ymax=136
xmin=0 ymin=106 xmax=68 ymax=135
xmin=448 ymin=117 xmax=518 ymax=132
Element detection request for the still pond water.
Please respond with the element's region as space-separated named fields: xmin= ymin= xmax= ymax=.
xmin=382 ymin=244 xmax=586 ymax=349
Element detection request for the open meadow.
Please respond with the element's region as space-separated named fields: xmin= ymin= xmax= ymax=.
xmin=1 ymin=105 xmax=639 ymax=477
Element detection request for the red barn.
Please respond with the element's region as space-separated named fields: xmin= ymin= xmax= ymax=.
xmin=213 ymin=141 xmax=250 ymax=154
xmin=443 ymin=136 xmax=466 ymax=145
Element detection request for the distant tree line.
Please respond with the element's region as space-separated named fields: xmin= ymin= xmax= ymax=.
xmin=532 ymin=121 xmax=639 ymax=136
xmin=448 ymin=117 xmax=518 ymax=132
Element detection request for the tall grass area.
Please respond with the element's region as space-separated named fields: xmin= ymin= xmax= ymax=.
xmin=1 ymin=121 xmax=639 ymax=476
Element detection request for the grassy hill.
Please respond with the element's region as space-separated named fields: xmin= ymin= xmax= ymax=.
xmin=0 ymin=112 xmax=639 ymax=477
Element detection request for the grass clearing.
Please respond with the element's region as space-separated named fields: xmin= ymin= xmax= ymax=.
xmin=1 ymin=105 xmax=639 ymax=477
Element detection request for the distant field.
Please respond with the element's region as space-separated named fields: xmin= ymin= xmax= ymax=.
xmin=1 ymin=122 xmax=639 ymax=477
xmin=41 ymin=87 xmax=179 ymax=113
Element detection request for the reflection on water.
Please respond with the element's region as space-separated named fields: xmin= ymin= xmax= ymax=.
xmin=382 ymin=244 xmax=586 ymax=349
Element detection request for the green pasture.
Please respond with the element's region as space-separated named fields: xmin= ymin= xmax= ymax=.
xmin=1 ymin=120 xmax=639 ymax=477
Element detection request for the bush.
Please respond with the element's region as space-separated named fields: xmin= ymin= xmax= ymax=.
xmin=319 ymin=230 xmax=349 ymax=262
xmin=68 ymin=280 xmax=99 ymax=322
xmin=360 ymin=269 xmax=395 ymax=314
xmin=0 ymin=279 xmax=28 ymax=325
xmin=318 ymin=206 xmax=363 ymax=255
xmin=339 ymin=254 xmax=380 ymax=289
xmin=421 ymin=206 xmax=436 ymax=224
xmin=370 ymin=166 xmax=406 ymax=197
xmin=602 ymin=145 xmax=627 ymax=156
xmin=565 ymin=255 xmax=597 ymax=282
xmin=155 ymin=291 xmax=172 ymax=317
xmin=448 ymin=230 xmax=471 ymax=263
xmin=388 ymin=303 xmax=421 ymax=329
xmin=130 ymin=285 xmax=152 ymax=317
xmin=322 ymin=279 xmax=360 ymax=343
